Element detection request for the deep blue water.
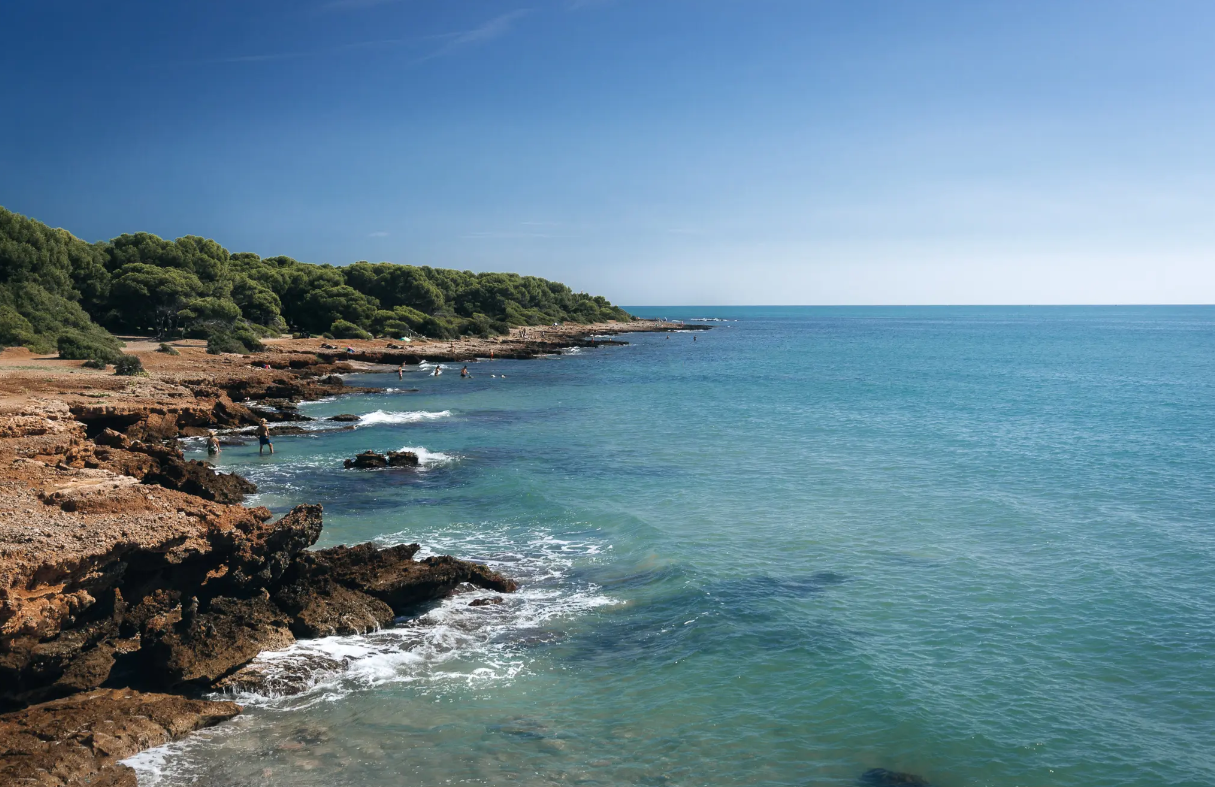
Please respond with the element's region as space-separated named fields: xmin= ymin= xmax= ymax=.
xmin=131 ymin=306 xmax=1215 ymax=786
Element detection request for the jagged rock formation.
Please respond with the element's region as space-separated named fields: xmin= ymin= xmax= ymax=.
xmin=0 ymin=501 xmax=516 ymax=707
xmin=0 ymin=689 xmax=240 ymax=787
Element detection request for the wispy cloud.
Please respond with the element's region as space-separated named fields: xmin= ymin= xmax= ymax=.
xmin=419 ymin=9 xmax=531 ymax=60
xmin=202 ymin=8 xmax=529 ymax=67
xmin=368 ymin=231 xmax=390 ymax=237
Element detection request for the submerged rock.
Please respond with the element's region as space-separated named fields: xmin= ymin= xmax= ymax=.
xmin=327 ymin=414 xmax=361 ymax=422
xmin=859 ymin=768 xmax=932 ymax=786
xmin=469 ymin=597 xmax=504 ymax=607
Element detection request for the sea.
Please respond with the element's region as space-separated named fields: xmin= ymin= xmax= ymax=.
xmin=127 ymin=306 xmax=1215 ymax=787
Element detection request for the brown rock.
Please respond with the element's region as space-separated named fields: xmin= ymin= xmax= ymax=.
xmin=141 ymin=458 xmax=256 ymax=504
xmin=274 ymin=578 xmax=395 ymax=637
xmin=310 ymin=543 xmax=519 ymax=612
xmin=146 ymin=595 xmax=294 ymax=686
xmin=387 ymin=450 xmax=419 ymax=467
xmin=344 ymin=451 xmax=387 ymax=469
xmin=0 ymin=689 xmax=239 ymax=787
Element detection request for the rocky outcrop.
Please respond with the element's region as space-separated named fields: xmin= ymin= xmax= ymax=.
xmin=142 ymin=458 xmax=256 ymax=504
xmin=146 ymin=595 xmax=295 ymax=685
xmin=53 ymin=428 xmax=257 ymax=505
xmin=343 ymin=450 xmax=419 ymax=469
xmin=303 ymin=543 xmax=518 ymax=610
xmin=345 ymin=451 xmax=387 ymax=469
xmin=273 ymin=577 xmax=395 ymax=637
xmin=1 ymin=501 xmax=517 ymax=703
xmin=0 ymin=689 xmax=240 ymax=787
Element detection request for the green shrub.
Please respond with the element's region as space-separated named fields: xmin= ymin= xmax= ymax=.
xmin=57 ymin=331 xmax=120 ymax=363
xmin=113 ymin=354 xmax=144 ymax=375
xmin=329 ymin=319 xmax=372 ymax=340
xmin=205 ymin=325 xmax=264 ymax=355
xmin=157 ymin=343 xmax=180 ymax=355
xmin=82 ymin=358 xmax=107 ymax=369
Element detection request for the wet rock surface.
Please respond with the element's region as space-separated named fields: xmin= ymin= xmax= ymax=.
xmin=1 ymin=500 xmax=516 ymax=702
xmin=305 ymin=543 xmax=519 ymax=610
xmin=343 ymin=450 xmax=419 ymax=469
xmin=344 ymin=450 xmax=388 ymax=469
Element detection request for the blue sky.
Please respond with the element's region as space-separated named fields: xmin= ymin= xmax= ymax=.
xmin=2 ymin=0 xmax=1213 ymax=305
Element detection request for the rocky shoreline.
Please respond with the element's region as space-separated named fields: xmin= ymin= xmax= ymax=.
xmin=0 ymin=319 xmax=688 ymax=786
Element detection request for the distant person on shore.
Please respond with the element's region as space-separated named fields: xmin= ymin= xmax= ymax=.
xmin=206 ymin=431 xmax=221 ymax=457
xmin=461 ymin=366 xmax=470 ymax=378
xmin=257 ymin=419 xmax=274 ymax=455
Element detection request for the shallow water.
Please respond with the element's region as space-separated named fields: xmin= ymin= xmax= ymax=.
xmin=130 ymin=307 xmax=1215 ymax=786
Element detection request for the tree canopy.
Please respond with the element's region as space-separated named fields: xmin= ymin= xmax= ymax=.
xmin=0 ymin=206 xmax=632 ymax=355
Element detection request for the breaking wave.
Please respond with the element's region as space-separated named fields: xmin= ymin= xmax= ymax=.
xmin=395 ymin=445 xmax=455 ymax=469
xmin=357 ymin=410 xmax=451 ymax=427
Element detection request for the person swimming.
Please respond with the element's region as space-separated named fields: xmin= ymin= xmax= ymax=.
xmin=433 ymin=365 xmax=442 ymax=376
xmin=397 ymin=365 xmax=404 ymax=380
xmin=460 ymin=366 xmax=470 ymax=378
xmin=206 ymin=431 xmax=221 ymax=456
xmin=256 ymin=419 xmax=274 ymax=455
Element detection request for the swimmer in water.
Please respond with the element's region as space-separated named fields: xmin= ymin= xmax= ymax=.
xmin=433 ymin=365 xmax=442 ymax=376
xmin=206 ymin=431 xmax=221 ymax=456
xmin=460 ymin=366 xmax=470 ymax=378
xmin=397 ymin=365 xmax=404 ymax=380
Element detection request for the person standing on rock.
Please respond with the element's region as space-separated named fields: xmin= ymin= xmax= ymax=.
xmin=257 ymin=419 xmax=274 ymax=455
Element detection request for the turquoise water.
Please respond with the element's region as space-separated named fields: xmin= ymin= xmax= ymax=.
xmin=130 ymin=307 xmax=1215 ymax=786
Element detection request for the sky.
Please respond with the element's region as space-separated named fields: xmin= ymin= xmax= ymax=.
xmin=2 ymin=0 xmax=1214 ymax=305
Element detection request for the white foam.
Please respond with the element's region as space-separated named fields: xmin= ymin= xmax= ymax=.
xmin=396 ymin=445 xmax=454 ymax=469
xmin=192 ymin=525 xmax=615 ymax=713
xmin=357 ymin=409 xmax=451 ymax=427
